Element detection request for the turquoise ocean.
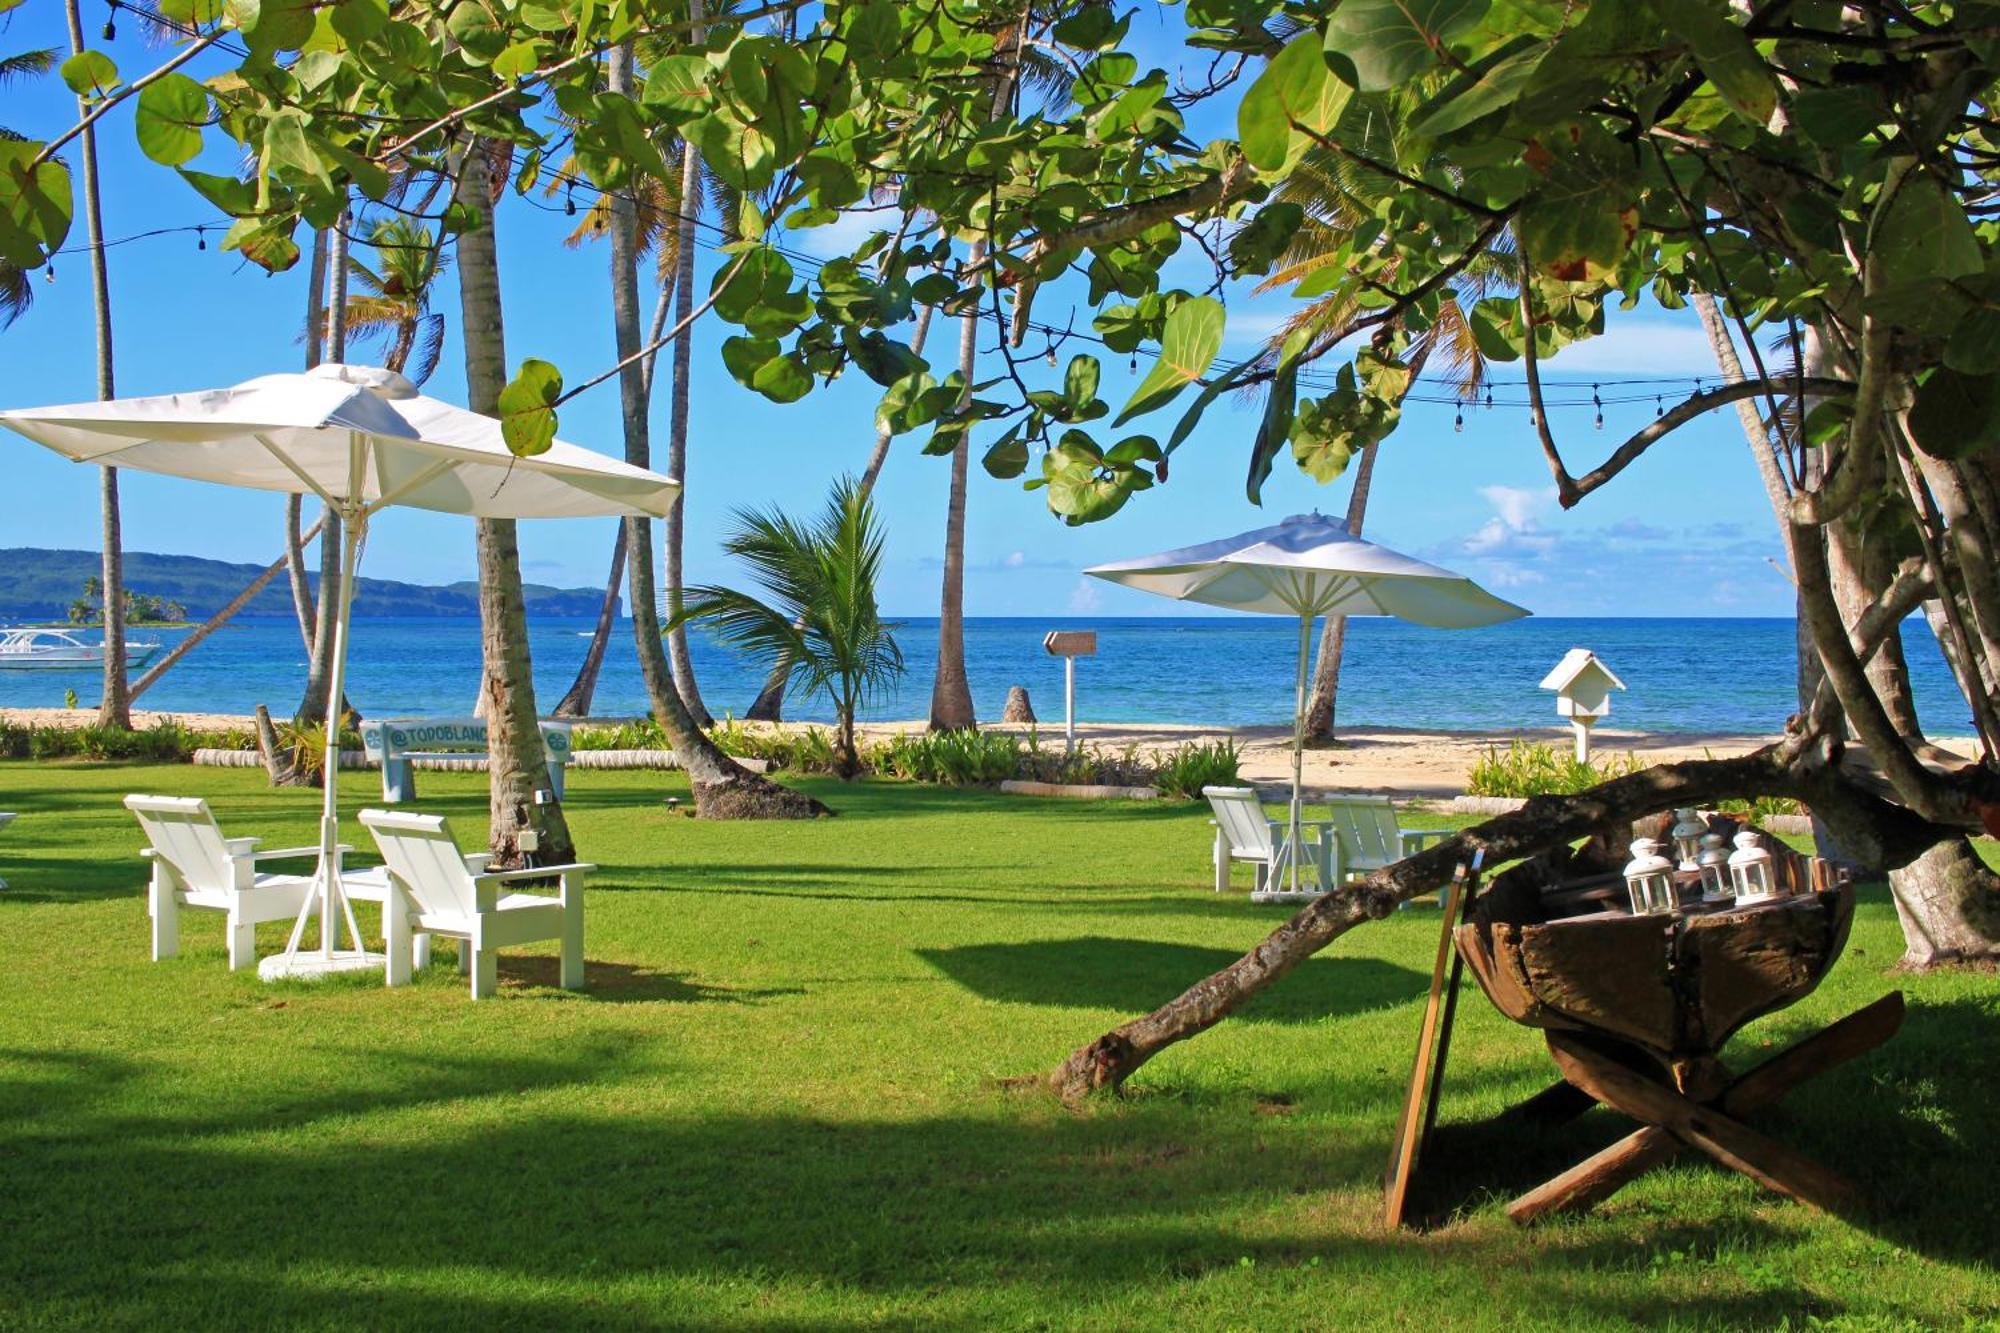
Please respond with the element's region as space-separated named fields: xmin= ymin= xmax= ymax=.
xmin=0 ymin=615 xmax=1970 ymax=737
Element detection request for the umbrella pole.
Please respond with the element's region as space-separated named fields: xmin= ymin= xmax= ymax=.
xmin=316 ymin=504 xmax=366 ymax=955
xmin=1290 ymin=611 xmax=1310 ymax=895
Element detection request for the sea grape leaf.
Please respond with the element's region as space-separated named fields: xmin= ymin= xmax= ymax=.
xmin=498 ymin=358 xmax=563 ymax=456
xmin=1237 ymin=34 xmax=1350 ymax=173
xmin=0 ymin=143 xmax=73 ymax=270
xmin=59 ymin=50 xmax=118 ymax=98
xmin=1326 ymin=0 xmax=1489 ymax=92
xmin=135 ymin=72 xmax=209 ymax=167
xmin=1115 ymin=295 xmax=1225 ymax=425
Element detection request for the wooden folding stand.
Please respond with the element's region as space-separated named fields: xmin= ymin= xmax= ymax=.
xmin=1386 ymin=842 xmax=1904 ymax=1228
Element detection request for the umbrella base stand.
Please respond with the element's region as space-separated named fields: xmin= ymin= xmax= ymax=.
xmin=258 ymin=949 xmax=385 ymax=982
xmin=1251 ymin=887 xmax=1327 ymax=905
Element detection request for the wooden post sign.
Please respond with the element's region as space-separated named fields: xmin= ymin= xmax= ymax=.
xmin=1043 ymin=631 xmax=1097 ymax=752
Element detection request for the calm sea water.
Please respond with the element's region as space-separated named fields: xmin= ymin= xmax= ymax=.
xmin=0 ymin=615 xmax=1971 ymax=736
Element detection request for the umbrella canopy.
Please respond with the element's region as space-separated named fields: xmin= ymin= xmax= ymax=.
xmin=1 ymin=362 xmax=680 ymax=980
xmin=0 ymin=362 xmax=680 ymax=520
xmin=1086 ymin=512 xmax=1527 ymax=899
xmin=1085 ymin=512 xmax=1527 ymax=625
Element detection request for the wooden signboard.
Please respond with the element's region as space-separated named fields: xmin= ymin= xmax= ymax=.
xmin=1382 ymin=851 xmax=1484 ymax=1230
xmin=1042 ymin=630 xmax=1097 ymax=657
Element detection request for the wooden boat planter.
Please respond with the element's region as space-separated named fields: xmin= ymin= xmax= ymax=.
xmin=1445 ymin=821 xmax=1903 ymax=1224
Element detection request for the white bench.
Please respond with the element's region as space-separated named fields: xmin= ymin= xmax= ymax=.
xmin=359 ymin=717 xmax=572 ymax=804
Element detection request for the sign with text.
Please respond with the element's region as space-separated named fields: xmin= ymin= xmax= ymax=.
xmin=1042 ymin=630 xmax=1097 ymax=657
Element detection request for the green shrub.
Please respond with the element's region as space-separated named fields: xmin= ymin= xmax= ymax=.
xmin=1718 ymin=794 xmax=1807 ymax=820
xmin=1153 ymin=738 xmax=1242 ymax=799
xmin=879 ymin=729 xmax=1021 ymax=785
xmin=571 ymin=718 xmax=670 ymax=751
xmin=1466 ymin=739 xmax=1643 ymax=797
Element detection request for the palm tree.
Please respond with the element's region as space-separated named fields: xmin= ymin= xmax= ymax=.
xmin=454 ymin=139 xmax=578 ymax=865
xmin=341 ymin=217 xmax=449 ymax=383
xmin=0 ymin=48 xmax=57 ymax=331
xmin=676 ymin=479 xmax=903 ymax=778
xmin=1250 ymin=130 xmax=1505 ymax=742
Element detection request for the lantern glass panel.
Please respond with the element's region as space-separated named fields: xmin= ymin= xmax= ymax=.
xmin=1623 ymin=838 xmax=1678 ymax=916
xmin=1697 ymin=833 xmax=1731 ymax=902
xmin=1728 ymin=831 xmax=1779 ymax=904
xmin=1670 ymin=809 xmax=1706 ymax=871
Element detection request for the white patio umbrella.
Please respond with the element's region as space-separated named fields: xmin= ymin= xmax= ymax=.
xmin=1 ymin=363 xmax=680 ymax=979
xmin=1086 ymin=512 xmax=1527 ymax=895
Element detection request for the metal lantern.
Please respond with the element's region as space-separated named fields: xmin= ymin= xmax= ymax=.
xmin=1728 ymin=830 xmax=1779 ymax=904
xmin=1697 ymin=832 xmax=1732 ymax=903
xmin=1623 ymin=838 xmax=1678 ymax=916
xmin=1670 ymin=808 xmax=1707 ymax=873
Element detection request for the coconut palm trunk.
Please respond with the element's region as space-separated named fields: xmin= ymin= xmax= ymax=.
xmin=63 ymin=0 xmax=129 ymax=729
xmin=554 ymin=532 xmax=625 ymax=718
xmin=928 ymin=291 xmax=979 ymax=732
xmin=287 ymin=229 xmax=329 ymax=655
xmin=455 ymin=143 xmax=577 ymax=864
xmin=296 ymin=221 xmax=349 ymax=727
xmin=1301 ymin=436 xmax=1381 ymax=741
xmin=596 ymin=44 xmax=821 ymax=818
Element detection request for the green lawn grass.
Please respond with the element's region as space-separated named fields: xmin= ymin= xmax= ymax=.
xmin=1 ymin=759 xmax=1996 ymax=1329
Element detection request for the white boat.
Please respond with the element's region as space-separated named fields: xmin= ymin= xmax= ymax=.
xmin=0 ymin=627 xmax=161 ymax=671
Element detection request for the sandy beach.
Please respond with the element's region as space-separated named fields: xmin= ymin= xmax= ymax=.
xmin=9 ymin=705 xmax=1905 ymax=799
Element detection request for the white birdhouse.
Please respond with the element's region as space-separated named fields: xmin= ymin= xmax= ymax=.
xmin=1539 ymin=648 xmax=1626 ymax=762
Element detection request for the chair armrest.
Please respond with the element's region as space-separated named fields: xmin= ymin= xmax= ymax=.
xmin=222 ymin=836 xmax=261 ymax=856
xmin=246 ymin=844 xmax=352 ymax=863
xmin=475 ymin=863 xmax=595 ymax=885
xmin=1399 ymin=828 xmax=1451 ymax=850
xmin=462 ymin=852 xmax=494 ymax=874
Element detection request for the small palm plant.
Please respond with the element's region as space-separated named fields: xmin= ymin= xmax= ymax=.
xmin=673 ymin=479 xmax=903 ymax=779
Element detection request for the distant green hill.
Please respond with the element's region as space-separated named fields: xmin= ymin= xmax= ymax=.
xmin=0 ymin=548 xmax=615 ymax=620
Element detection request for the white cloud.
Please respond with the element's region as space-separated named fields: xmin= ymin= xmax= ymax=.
xmin=784 ymin=207 xmax=903 ymax=258
xmin=1004 ymin=551 xmax=1026 ymax=568
xmin=1477 ymin=484 xmax=1553 ymax=531
xmin=1067 ymin=578 xmax=1104 ymax=613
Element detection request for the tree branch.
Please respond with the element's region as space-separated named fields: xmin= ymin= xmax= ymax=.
xmin=32 ymin=30 xmax=224 ymax=168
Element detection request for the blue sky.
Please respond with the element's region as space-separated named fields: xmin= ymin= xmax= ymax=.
xmin=0 ymin=5 xmax=1796 ymax=619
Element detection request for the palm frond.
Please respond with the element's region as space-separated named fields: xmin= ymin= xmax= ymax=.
xmin=405 ymin=314 xmax=447 ymax=387
xmin=0 ymin=49 xmax=58 ymax=87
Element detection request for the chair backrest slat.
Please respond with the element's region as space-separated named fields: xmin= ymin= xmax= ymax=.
xmin=1328 ymin=795 xmax=1401 ymax=869
xmin=360 ymin=809 xmax=478 ymax=917
xmin=124 ymin=795 xmax=232 ymax=889
xmin=1203 ymin=786 xmax=1274 ymax=856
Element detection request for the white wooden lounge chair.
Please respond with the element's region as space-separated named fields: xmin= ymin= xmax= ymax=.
xmin=1204 ymin=786 xmax=1335 ymax=902
xmin=1321 ymin=794 xmax=1452 ymax=907
xmin=0 ymin=812 xmax=14 ymax=890
xmin=359 ymin=808 xmax=587 ymax=1000
xmin=124 ymin=795 xmax=327 ymax=970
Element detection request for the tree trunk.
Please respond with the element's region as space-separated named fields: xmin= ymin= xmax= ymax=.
xmin=662 ymin=4 xmax=712 ymax=728
xmin=1302 ymin=435 xmax=1381 ymax=740
xmin=1882 ymin=834 xmax=2000 ymax=968
xmin=297 ymin=222 xmax=350 ymax=727
xmin=598 ymin=45 xmax=822 ymax=819
xmin=1049 ymin=745 xmax=1940 ymax=1103
xmin=455 ymin=142 xmax=577 ymax=866
xmin=928 ymin=291 xmax=978 ymax=732
xmin=745 ymin=302 xmax=935 ymax=721
xmin=65 ymin=0 xmax=128 ymax=730
xmin=553 ymin=530 xmax=625 ymax=718
xmin=286 ymin=230 xmax=329 ymax=656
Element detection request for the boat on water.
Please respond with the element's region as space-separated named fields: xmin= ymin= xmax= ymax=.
xmin=0 ymin=627 xmax=162 ymax=671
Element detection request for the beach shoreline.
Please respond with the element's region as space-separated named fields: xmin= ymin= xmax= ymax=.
xmin=11 ymin=705 xmax=1946 ymax=799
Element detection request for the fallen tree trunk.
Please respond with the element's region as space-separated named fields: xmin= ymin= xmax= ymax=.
xmin=1048 ymin=745 xmax=1942 ymax=1104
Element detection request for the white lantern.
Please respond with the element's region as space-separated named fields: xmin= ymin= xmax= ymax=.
xmin=1728 ymin=830 xmax=1779 ymax=904
xmin=1670 ymin=808 xmax=1707 ymax=873
xmin=1697 ymin=832 xmax=1732 ymax=903
xmin=1623 ymin=838 xmax=1678 ymax=916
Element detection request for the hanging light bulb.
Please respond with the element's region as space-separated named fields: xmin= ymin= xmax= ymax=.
xmin=1484 ymin=386 xmax=1493 ymax=411
xmin=1128 ymin=352 xmax=1137 ymax=373
xmin=1592 ymin=383 xmax=1603 ymax=431
xmin=1453 ymin=404 xmax=1463 ymax=433
xmin=43 ymin=265 xmax=54 ymax=284
xmin=194 ymin=227 xmax=206 ymax=251
xmin=1655 ymin=393 xmax=1664 ymax=419
xmin=102 ymin=0 xmax=117 ymax=40
xmin=564 ymin=185 xmax=577 ymax=217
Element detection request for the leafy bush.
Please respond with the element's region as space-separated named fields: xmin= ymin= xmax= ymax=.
xmin=878 ymin=729 xmax=1021 ymax=785
xmin=0 ymin=714 xmax=235 ymax=764
xmin=1718 ymin=794 xmax=1807 ymax=821
xmin=570 ymin=718 xmax=670 ymax=751
xmin=1153 ymin=737 xmax=1242 ymax=799
xmin=1466 ymin=739 xmax=1644 ymax=798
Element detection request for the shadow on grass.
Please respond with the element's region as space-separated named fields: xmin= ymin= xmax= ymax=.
xmin=1403 ymin=992 xmax=2000 ymax=1269
xmin=917 ymin=936 xmax=1426 ymax=1023
xmin=0 ymin=1041 xmax=1864 ymax=1328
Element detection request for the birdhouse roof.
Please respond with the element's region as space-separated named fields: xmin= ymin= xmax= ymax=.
xmin=1539 ymin=648 xmax=1626 ymax=692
